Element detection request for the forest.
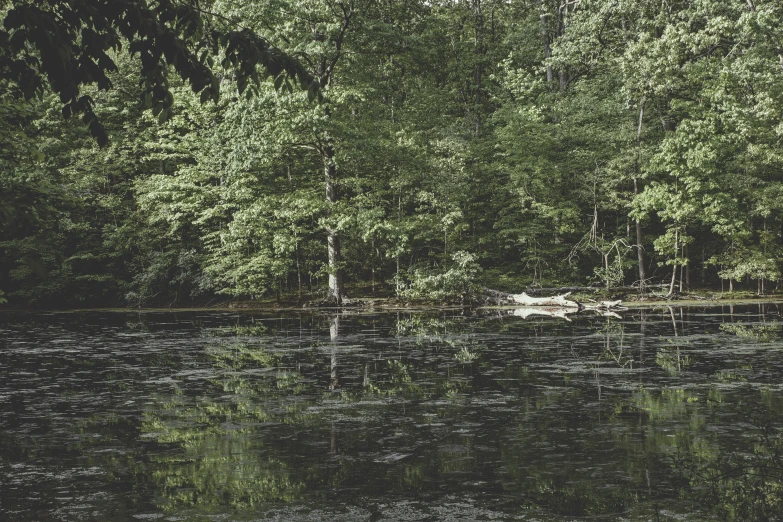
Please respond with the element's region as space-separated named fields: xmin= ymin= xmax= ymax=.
xmin=2 ymin=0 xmax=783 ymax=307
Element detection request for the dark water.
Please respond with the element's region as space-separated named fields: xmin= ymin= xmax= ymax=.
xmin=2 ymin=305 xmax=783 ymax=521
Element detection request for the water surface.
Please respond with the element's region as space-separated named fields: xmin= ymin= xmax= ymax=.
xmin=2 ymin=305 xmax=783 ymax=520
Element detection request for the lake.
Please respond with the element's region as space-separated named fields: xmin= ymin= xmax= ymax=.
xmin=1 ymin=305 xmax=782 ymax=520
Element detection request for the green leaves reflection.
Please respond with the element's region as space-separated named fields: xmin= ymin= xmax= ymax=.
xmin=134 ymin=312 xmax=783 ymax=518
xmin=140 ymin=315 xmax=478 ymax=513
xmin=673 ymin=392 xmax=783 ymax=521
xmin=720 ymin=322 xmax=781 ymax=343
xmin=631 ymin=382 xmax=783 ymax=520
xmin=655 ymin=343 xmax=693 ymax=376
xmin=149 ymin=431 xmax=304 ymax=510
xmin=143 ymin=328 xmax=305 ymax=511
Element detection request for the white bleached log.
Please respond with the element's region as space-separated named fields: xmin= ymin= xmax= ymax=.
xmin=508 ymin=291 xmax=580 ymax=308
xmin=479 ymin=287 xmax=624 ymax=311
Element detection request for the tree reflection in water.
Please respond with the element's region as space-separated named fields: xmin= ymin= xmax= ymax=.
xmin=142 ymin=323 xmax=305 ymax=510
xmin=5 ymin=308 xmax=778 ymax=519
xmin=673 ymin=391 xmax=783 ymax=521
xmin=138 ymin=310 xmax=783 ymax=518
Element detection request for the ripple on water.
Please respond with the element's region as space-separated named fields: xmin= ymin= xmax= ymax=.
xmin=1 ymin=307 xmax=782 ymax=520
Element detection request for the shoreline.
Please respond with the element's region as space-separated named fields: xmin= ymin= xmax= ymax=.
xmin=2 ymin=295 xmax=783 ymax=313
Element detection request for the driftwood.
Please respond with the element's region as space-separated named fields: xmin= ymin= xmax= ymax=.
xmin=509 ymin=292 xmax=580 ymax=308
xmin=479 ymin=287 xmax=624 ymax=314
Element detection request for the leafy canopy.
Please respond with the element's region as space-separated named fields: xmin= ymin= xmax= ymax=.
xmin=0 ymin=0 xmax=319 ymax=145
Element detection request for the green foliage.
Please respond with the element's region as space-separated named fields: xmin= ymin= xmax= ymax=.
xmin=3 ymin=0 xmax=783 ymax=306
xmin=0 ymin=0 xmax=317 ymax=145
xmin=720 ymin=322 xmax=781 ymax=343
xmin=403 ymin=250 xmax=480 ymax=301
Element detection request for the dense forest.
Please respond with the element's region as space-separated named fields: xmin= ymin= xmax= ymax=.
xmin=2 ymin=0 xmax=783 ymax=307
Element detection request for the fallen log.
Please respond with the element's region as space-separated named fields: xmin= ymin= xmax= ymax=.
xmin=479 ymin=287 xmax=580 ymax=307
xmin=478 ymin=287 xmax=624 ymax=311
xmin=509 ymin=291 xmax=580 ymax=308
xmin=512 ymin=307 xmax=576 ymax=321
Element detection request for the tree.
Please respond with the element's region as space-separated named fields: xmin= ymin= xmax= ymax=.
xmin=0 ymin=0 xmax=318 ymax=145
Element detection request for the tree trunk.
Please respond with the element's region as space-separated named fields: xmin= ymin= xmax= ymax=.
xmin=539 ymin=0 xmax=553 ymax=86
xmin=559 ymin=70 xmax=569 ymax=92
xmin=324 ymin=145 xmax=343 ymax=305
xmin=678 ymin=244 xmax=684 ymax=293
xmin=679 ymin=263 xmax=684 ymax=294
xmin=371 ymin=239 xmax=376 ymax=296
xmin=473 ymin=0 xmax=484 ymax=137
xmin=558 ymin=64 xmax=568 ymax=92
xmin=667 ymin=229 xmax=678 ymax=297
xmin=634 ymin=191 xmax=646 ymax=287
xmin=313 ymin=8 xmax=352 ymax=306
xmin=296 ymin=242 xmax=302 ymax=299
xmin=634 ymin=99 xmax=646 ymax=289
xmin=395 ymin=255 xmax=401 ymax=298
xmin=557 ymin=0 xmax=570 ymax=91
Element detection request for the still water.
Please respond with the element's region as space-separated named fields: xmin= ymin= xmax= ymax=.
xmin=1 ymin=305 xmax=783 ymax=521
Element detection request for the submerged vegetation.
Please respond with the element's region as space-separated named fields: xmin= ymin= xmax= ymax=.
xmin=3 ymin=0 xmax=783 ymax=307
